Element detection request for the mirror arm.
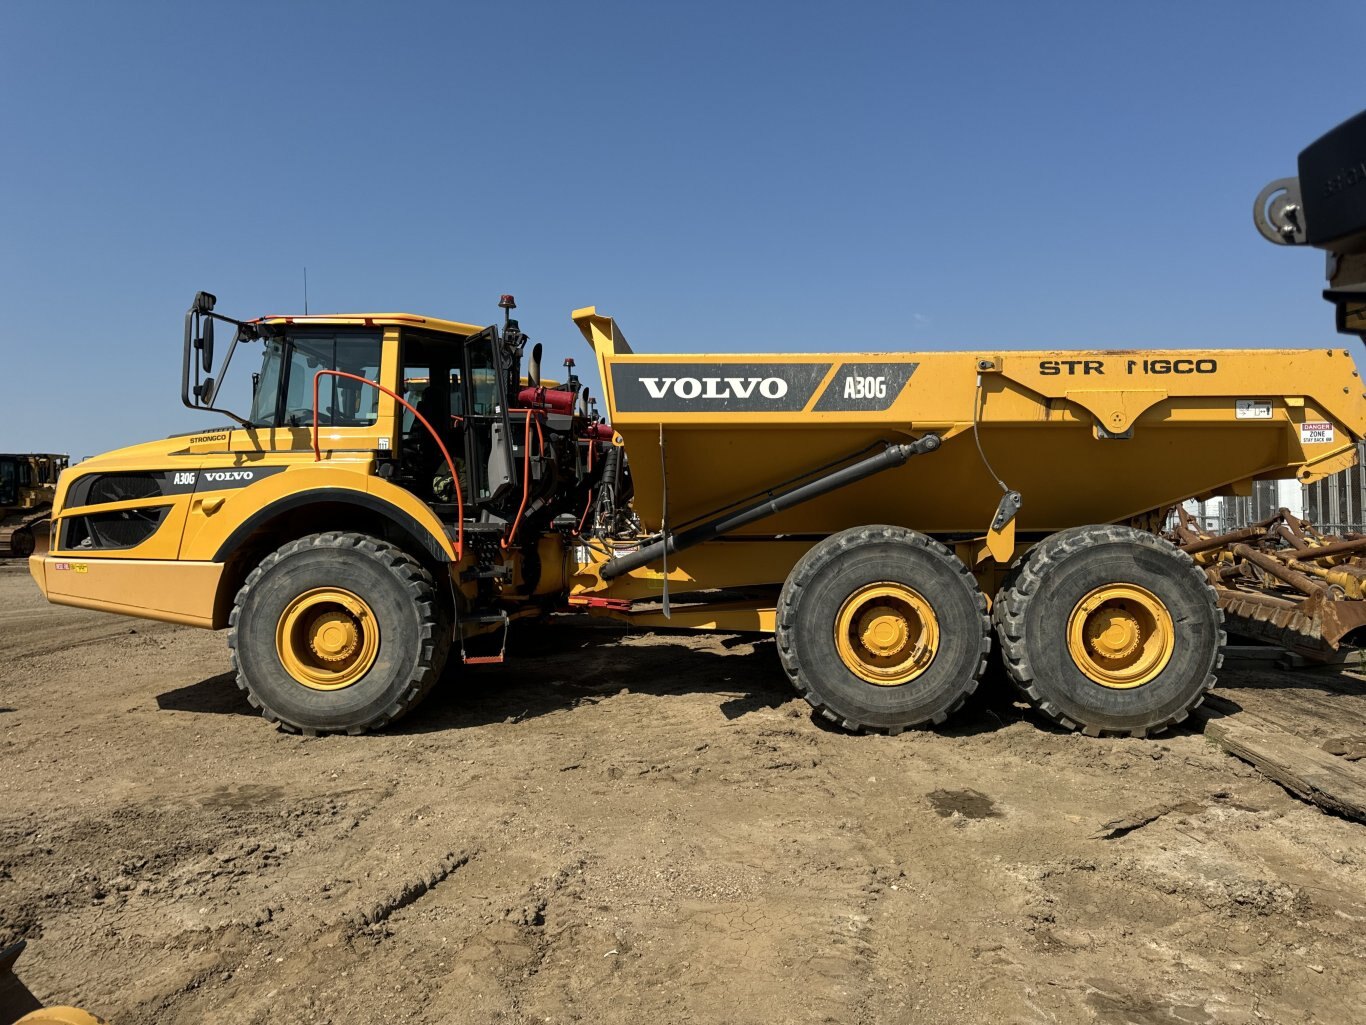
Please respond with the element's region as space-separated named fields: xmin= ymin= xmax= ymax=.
xmin=203 ymin=328 xmax=245 ymax=406
xmin=180 ymin=296 xmax=257 ymax=426
xmin=198 ymin=323 xmax=256 ymax=426
xmin=197 ymin=404 xmax=253 ymax=429
xmin=205 ymin=311 xmax=251 ymax=331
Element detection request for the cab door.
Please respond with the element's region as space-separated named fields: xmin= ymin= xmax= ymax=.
xmin=459 ymin=326 xmax=518 ymax=510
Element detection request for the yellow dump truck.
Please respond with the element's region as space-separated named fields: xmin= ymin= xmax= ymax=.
xmin=27 ymin=112 xmax=1366 ymax=740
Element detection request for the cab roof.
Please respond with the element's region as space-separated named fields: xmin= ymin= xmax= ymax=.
xmin=252 ymin=313 xmax=487 ymax=335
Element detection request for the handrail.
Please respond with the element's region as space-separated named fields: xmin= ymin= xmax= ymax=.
xmin=311 ymin=369 xmax=464 ymax=561
xmin=502 ymin=409 xmax=541 ymax=549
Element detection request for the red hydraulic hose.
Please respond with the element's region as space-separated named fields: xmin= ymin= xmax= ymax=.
xmin=311 ymin=369 xmax=464 ymax=561
xmin=502 ymin=410 xmax=539 ymax=549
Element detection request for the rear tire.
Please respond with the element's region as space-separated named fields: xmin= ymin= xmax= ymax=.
xmin=776 ymin=525 xmax=991 ymax=734
xmin=993 ymin=524 xmax=1223 ymax=737
xmin=228 ymin=532 xmax=449 ymax=735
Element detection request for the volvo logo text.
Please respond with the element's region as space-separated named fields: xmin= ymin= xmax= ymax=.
xmin=639 ymin=376 xmax=789 ymax=400
xmin=610 ymin=362 xmax=831 ymax=412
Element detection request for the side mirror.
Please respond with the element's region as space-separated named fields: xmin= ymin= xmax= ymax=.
xmin=201 ymin=316 xmax=215 ymax=372
xmin=182 ymin=290 xmax=247 ymax=424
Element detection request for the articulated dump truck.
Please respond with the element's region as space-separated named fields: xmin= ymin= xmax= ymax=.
xmin=26 ymin=111 xmax=1366 ymax=740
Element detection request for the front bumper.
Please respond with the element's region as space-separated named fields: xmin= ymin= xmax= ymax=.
xmin=26 ymin=554 xmax=224 ymax=629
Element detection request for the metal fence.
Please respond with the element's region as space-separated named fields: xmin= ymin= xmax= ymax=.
xmin=1302 ymin=440 xmax=1366 ymax=534
xmin=1217 ymin=486 xmax=1283 ymax=533
xmin=1205 ymin=439 xmax=1366 ymax=534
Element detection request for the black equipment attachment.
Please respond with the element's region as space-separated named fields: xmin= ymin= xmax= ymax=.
xmin=599 ymin=433 xmax=941 ymax=579
xmin=1256 ymin=109 xmax=1366 ymax=339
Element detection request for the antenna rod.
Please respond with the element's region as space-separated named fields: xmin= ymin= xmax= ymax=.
xmin=303 ymin=267 xmax=309 ymax=315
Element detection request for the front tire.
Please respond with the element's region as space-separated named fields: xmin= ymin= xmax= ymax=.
xmin=993 ymin=525 xmax=1223 ymax=737
xmin=228 ymin=532 xmax=449 ymax=735
xmin=776 ymin=525 xmax=991 ymax=734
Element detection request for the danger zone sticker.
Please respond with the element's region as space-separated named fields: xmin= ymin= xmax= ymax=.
xmin=1301 ymin=421 xmax=1335 ymax=445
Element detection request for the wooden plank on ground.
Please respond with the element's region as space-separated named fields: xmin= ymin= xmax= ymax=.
xmin=1212 ymin=684 xmax=1366 ymax=743
xmin=1197 ymin=702 xmax=1366 ymax=824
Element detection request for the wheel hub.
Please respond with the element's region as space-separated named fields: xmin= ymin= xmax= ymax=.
xmin=275 ymin=587 xmax=380 ymax=691
xmin=857 ymin=605 xmax=911 ymax=657
xmin=835 ymin=583 xmax=939 ymax=686
xmin=1085 ymin=607 xmax=1141 ymax=660
xmin=309 ymin=610 xmax=361 ymax=663
xmin=1067 ymin=584 xmax=1174 ymax=689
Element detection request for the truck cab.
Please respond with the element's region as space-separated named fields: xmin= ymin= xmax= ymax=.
xmin=31 ymin=296 xmax=611 ymax=667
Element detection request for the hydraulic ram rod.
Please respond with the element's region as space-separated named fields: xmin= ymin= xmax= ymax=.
xmin=599 ymin=433 xmax=941 ymax=580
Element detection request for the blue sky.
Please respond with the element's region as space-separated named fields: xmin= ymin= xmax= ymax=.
xmin=3 ymin=1 xmax=1364 ymax=458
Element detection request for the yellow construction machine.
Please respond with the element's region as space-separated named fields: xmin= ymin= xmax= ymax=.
xmin=25 ymin=112 xmax=1366 ymax=739
xmin=0 ymin=454 xmax=67 ymax=558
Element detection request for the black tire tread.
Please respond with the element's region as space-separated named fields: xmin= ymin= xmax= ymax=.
xmin=776 ymin=525 xmax=992 ymax=734
xmin=226 ymin=531 xmax=448 ymax=735
xmin=992 ymin=524 xmax=1224 ymax=738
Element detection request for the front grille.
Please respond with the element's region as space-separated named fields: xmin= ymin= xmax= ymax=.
xmin=63 ymin=507 xmax=169 ymax=551
xmin=71 ymin=473 xmax=165 ymax=507
xmin=87 ymin=474 xmax=161 ymax=504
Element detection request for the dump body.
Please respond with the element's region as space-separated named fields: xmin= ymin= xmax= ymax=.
xmin=575 ymin=311 xmax=1366 ymax=547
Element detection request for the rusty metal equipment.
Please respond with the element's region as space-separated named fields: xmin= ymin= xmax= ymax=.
xmin=1171 ymin=507 xmax=1366 ymax=660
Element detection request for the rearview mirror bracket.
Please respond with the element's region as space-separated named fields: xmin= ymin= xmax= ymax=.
xmin=181 ymin=290 xmax=256 ymax=427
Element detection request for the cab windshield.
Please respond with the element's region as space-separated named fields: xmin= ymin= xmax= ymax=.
xmin=248 ymin=329 xmax=383 ymax=428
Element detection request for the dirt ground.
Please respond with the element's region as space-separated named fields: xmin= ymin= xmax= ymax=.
xmin=3 ymin=561 xmax=1366 ymax=1025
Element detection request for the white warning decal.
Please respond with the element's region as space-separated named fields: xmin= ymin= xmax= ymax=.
xmin=1235 ymin=399 xmax=1272 ymax=420
xmin=1301 ymin=421 xmax=1335 ymax=444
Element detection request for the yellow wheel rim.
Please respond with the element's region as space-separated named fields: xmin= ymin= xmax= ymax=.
xmin=834 ymin=582 xmax=939 ymax=686
xmin=1067 ymin=583 xmax=1174 ymax=689
xmin=275 ymin=587 xmax=380 ymax=691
